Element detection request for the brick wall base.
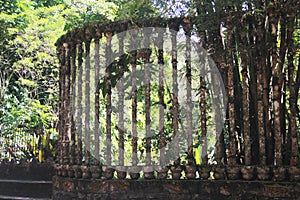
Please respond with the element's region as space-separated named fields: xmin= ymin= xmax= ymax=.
xmin=53 ymin=176 xmax=300 ymax=199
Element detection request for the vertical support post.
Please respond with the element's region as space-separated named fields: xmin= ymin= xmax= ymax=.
xmin=76 ymin=42 xmax=83 ymax=165
xmin=70 ymin=42 xmax=77 ymax=165
xmin=130 ymin=29 xmax=138 ymax=166
xmin=269 ymin=6 xmax=282 ymax=166
xmin=105 ymin=32 xmax=113 ymax=166
xmin=198 ymin=28 xmax=208 ymax=165
xmin=226 ymin=16 xmax=237 ymax=165
xmin=84 ymin=31 xmax=92 ymax=165
xmin=58 ymin=45 xmax=65 ymax=165
xmin=62 ymin=42 xmax=71 ymax=165
xmin=117 ymin=33 xmax=125 ymax=166
xmin=212 ymin=70 xmax=226 ymax=165
xmin=240 ymin=40 xmax=251 ymax=165
xmin=94 ymin=32 xmax=101 ymax=165
xmin=143 ymin=30 xmax=152 ymax=166
xmin=157 ymin=29 xmax=165 ymax=166
xmin=199 ymin=56 xmax=208 ymax=165
xmin=183 ymin=18 xmax=193 ymax=158
xmin=286 ymin=4 xmax=299 ymax=166
xmin=170 ymin=22 xmax=179 ymax=162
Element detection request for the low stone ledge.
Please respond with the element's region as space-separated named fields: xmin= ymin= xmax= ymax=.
xmin=53 ymin=176 xmax=300 ymax=199
xmin=0 ymin=158 xmax=55 ymax=180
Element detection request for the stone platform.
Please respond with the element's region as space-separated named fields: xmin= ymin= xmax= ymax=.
xmin=53 ymin=176 xmax=300 ymax=200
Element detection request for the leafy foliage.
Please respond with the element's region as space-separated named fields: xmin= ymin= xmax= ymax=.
xmin=63 ymin=0 xmax=118 ymax=30
xmin=112 ymin=0 xmax=159 ymax=20
xmin=0 ymin=1 xmax=81 ymax=160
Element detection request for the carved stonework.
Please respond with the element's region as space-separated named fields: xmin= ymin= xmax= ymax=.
xmin=213 ymin=165 xmax=226 ymax=180
xmin=129 ymin=166 xmax=141 ymax=180
xmin=81 ymin=165 xmax=91 ymax=179
xmin=170 ymin=165 xmax=182 ymax=180
xmin=115 ymin=166 xmax=127 ymax=179
xmin=199 ymin=165 xmax=211 ymax=180
xmin=90 ymin=165 xmax=102 ymax=179
xmin=288 ymin=166 xmax=300 ymax=181
xmin=257 ymin=166 xmax=271 ymax=181
xmin=66 ymin=165 xmax=75 ymax=178
xmin=61 ymin=165 xmax=68 ymax=177
xmin=102 ymin=166 xmax=115 ymax=179
xmin=185 ymin=165 xmax=197 ymax=179
xmin=227 ymin=166 xmax=241 ymax=180
xmin=273 ymin=166 xmax=286 ymax=181
xmin=241 ymin=166 xmax=255 ymax=180
xmin=156 ymin=166 xmax=169 ymax=180
xmin=143 ymin=166 xmax=155 ymax=179
xmin=73 ymin=165 xmax=82 ymax=178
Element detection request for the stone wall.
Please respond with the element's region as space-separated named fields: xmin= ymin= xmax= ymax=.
xmin=0 ymin=158 xmax=54 ymax=199
xmin=53 ymin=176 xmax=300 ymax=200
xmin=0 ymin=158 xmax=54 ymax=180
